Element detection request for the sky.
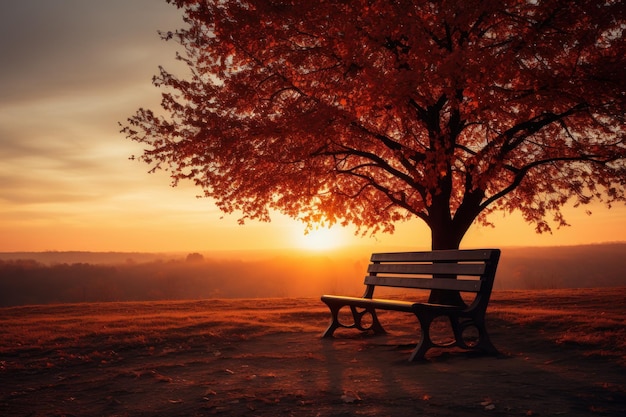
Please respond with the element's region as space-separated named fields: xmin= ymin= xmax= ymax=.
xmin=1 ymin=1 xmax=625 ymax=254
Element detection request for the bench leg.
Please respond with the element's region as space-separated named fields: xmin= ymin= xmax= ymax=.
xmin=356 ymin=306 xmax=386 ymax=335
xmin=321 ymin=301 xmax=386 ymax=337
xmin=409 ymin=313 xmax=436 ymax=361
xmin=321 ymin=301 xmax=341 ymax=337
xmin=450 ymin=316 xmax=499 ymax=355
xmin=410 ymin=313 xmax=500 ymax=361
xmin=471 ymin=317 xmax=499 ymax=355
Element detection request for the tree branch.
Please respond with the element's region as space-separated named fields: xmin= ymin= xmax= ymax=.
xmin=480 ymin=153 xmax=618 ymax=210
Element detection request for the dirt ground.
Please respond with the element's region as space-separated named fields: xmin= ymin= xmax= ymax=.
xmin=1 ymin=288 xmax=625 ymax=416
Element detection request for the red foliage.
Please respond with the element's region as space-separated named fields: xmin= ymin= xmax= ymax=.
xmin=122 ymin=0 xmax=626 ymax=249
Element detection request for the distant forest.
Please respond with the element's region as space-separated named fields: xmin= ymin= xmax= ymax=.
xmin=0 ymin=244 xmax=625 ymax=307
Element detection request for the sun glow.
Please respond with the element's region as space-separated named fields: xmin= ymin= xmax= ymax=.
xmin=294 ymin=226 xmax=347 ymax=251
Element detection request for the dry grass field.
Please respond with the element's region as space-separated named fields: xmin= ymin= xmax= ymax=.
xmin=1 ymin=288 xmax=625 ymax=416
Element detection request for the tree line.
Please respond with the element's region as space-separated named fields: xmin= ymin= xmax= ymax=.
xmin=1 ymin=244 xmax=624 ymax=307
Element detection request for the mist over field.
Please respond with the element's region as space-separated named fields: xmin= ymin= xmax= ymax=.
xmin=0 ymin=243 xmax=624 ymax=307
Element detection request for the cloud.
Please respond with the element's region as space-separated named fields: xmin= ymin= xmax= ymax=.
xmin=0 ymin=0 xmax=182 ymax=104
xmin=0 ymin=0 xmax=189 ymax=231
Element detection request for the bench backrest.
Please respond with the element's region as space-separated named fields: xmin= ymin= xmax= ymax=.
xmin=363 ymin=249 xmax=501 ymax=304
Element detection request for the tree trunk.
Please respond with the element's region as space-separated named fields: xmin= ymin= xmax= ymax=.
xmin=428 ymin=223 xmax=466 ymax=306
xmin=427 ymin=187 xmax=485 ymax=306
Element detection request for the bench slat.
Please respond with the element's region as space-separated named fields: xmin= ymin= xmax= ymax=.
xmin=364 ymin=276 xmax=482 ymax=292
xmin=367 ymin=262 xmax=485 ymax=276
xmin=370 ymin=249 xmax=497 ymax=263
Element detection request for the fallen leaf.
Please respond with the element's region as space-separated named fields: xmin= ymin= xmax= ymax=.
xmin=341 ymin=391 xmax=361 ymax=403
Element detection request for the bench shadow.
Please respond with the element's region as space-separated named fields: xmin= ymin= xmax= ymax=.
xmin=316 ymin=315 xmax=626 ymax=416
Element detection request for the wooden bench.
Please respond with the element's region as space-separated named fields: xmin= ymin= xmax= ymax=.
xmin=321 ymin=249 xmax=501 ymax=361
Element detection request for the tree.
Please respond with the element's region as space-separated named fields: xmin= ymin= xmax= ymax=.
xmin=123 ymin=0 xmax=625 ymax=280
xmin=185 ymin=252 xmax=205 ymax=263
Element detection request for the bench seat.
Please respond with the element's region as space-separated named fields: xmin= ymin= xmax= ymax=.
xmin=321 ymin=295 xmax=416 ymax=312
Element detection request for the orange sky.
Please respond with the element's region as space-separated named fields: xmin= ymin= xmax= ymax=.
xmin=1 ymin=1 xmax=625 ymax=254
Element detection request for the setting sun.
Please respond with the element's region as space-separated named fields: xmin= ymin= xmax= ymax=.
xmin=293 ymin=226 xmax=347 ymax=251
